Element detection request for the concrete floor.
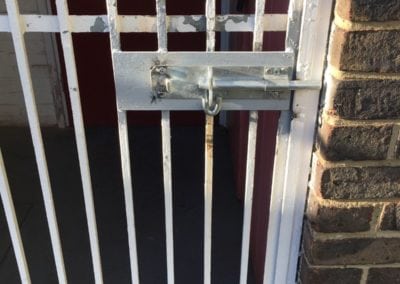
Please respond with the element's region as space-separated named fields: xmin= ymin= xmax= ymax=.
xmin=0 ymin=126 xmax=256 ymax=284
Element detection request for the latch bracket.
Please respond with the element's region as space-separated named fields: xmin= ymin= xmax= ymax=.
xmin=112 ymin=51 xmax=318 ymax=111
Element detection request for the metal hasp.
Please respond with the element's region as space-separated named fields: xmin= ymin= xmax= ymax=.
xmin=113 ymin=51 xmax=321 ymax=112
xmin=151 ymin=65 xmax=321 ymax=115
xmin=113 ymin=51 xmax=300 ymax=112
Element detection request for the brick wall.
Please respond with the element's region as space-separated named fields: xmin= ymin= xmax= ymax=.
xmin=300 ymin=1 xmax=400 ymax=283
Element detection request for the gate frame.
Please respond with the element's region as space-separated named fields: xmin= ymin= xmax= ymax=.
xmin=0 ymin=0 xmax=334 ymax=283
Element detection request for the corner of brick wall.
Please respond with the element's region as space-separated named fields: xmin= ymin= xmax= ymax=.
xmin=300 ymin=0 xmax=400 ymax=283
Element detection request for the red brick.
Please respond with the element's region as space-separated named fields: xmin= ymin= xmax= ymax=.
xmin=307 ymin=193 xmax=374 ymax=232
xmin=318 ymin=121 xmax=392 ymax=161
xmin=329 ymin=77 xmax=400 ymax=120
xmin=378 ymin=203 xmax=400 ymax=231
xmin=300 ymin=258 xmax=362 ymax=284
xmin=304 ymin=227 xmax=400 ymax=265
xmin=312 ymin=160 xmax=400 ymax=200
xmin=367 ymin=268 xmax=400 ymax=284
xmin=336 ymin=0 xmax=400 ymax=22
xmin=330 ymin=27 xmax=400 ymax=73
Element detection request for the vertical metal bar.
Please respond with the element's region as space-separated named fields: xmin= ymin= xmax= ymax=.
xmin=262 ymin=111 xmax=290 ymax=284
xmin=274 ymin=0 xmax=334 ymax=283
xmin=0 ymin=150 xmax=31 ymax=284
xmin=156 ymin=1 xmax=175 ymax=283
xmin=161 ymin=111 xmax=174 ymax=284
xmin=204 ymin=1 xmax=216 ymax=283
xmin=54 ymin=1 xmax=103 ymax=282
xmin=285 ymin=0 xmax=304 ymax=53
xmin=156 ymin=0 xmax=168 ymax=52
xmin=205 ymin=0 xmax=216 ymax=52
xmin=203 ymin=114 xmax=214 ymax=284
xmin=239 ymin=111 xmax=258 ymax=284
xmin=263 ymin=1 xmax=304 ymax=283
xmin=117 ymin=110 xmax=140 ymax=284
xmin=252 ymin=0 xmax=267 ymax=51
xmin=107 ymin=0 xmax=121 ymax=51
xmin=106 ymin=1 xmax=139 ymax=283
xmin=239 ymin=0 xmax=265 ymax=283
xmin=4 ymin=1 xmax=67 ymax=283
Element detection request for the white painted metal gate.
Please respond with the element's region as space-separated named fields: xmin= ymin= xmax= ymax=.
xmin=0 ymin=0 xmax=333 ymax=283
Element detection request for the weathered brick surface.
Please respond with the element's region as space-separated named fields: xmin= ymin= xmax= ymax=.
xmin=313 ymin=161 xmax=400 ymax=200
xmin=304 ymin=228 xmax=400 ymax=265
xmin=329 ymin=77 xmax=400 ymax=120
xmin=397 ymin=141 xmax=400 ymax=159
xmin=378 ymin=203 xmax=400 ymax=231
xmin=330 ymin=27 xmax=400 ymax=73
xmin=367 ymin=268 xmax=400 ymax=283
xmin=300 ymin=258 xmax=362 ymax=284
xmin=336 ymin=0 xmax=400 ymax=22
xmin=307 ymin=193 xmax=374 ymax=232
xmin=318 ymin=122 xmax=392 ymax=161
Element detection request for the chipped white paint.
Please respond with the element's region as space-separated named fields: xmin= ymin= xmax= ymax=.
xmin=171 ymin=16 xmax=197 ymax=32
xmin=0 ymin=14 xmax=288 ymax=33
xmin=120 ymin=15 xmax=155 ymax=33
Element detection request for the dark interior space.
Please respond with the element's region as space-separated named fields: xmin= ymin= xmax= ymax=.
xmin=0 ymin=125 xmax=256 ymax=283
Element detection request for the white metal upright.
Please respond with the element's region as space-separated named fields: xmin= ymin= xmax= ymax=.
xmin=263 ymin=0 xmax=303 ymax=283
xmin=0 ymin=150 xmax=31 ymax=284
xmin=204 ymin=0 xmax=217 ymax=283
xmin=156 ymin=0 xmax=176 ymax=283
xmin=106 ymin=1 xmax=140 ymax=283
xmin=54 ymin=1 xmax=104 ymax=282
xmin=274 ymin=0 xmax=334 ymax=283
xmin=4 ymin=0 xmax=67 ymax=282
xmin=239 ymin=0 xmax=266 ymax=283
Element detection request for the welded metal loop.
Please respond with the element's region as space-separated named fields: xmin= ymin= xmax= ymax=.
xmin=202 ymin=67 xmax=222 ymax=116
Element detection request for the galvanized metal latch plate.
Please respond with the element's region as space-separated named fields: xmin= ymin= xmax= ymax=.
xmin=151 ymin=65 xmax=292 ymax=99
xmin=113 ymin=51 xmax=297 ymax=111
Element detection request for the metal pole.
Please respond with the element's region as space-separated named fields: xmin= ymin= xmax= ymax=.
xmin=4 ymin=0 xmax=67 ymax=282
xmin=0 ymin=150 xmax=31 ymax=284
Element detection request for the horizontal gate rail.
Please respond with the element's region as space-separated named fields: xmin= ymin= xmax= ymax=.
xmin=0 ymin=14 xmax=287 ymax=33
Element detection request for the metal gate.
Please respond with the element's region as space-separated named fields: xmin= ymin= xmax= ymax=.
xmin=0 ymin=0 xmax=333 ymax=283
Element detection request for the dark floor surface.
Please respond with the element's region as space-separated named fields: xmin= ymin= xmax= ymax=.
xmin=0 ymin=126 xmax=256 ymax=284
